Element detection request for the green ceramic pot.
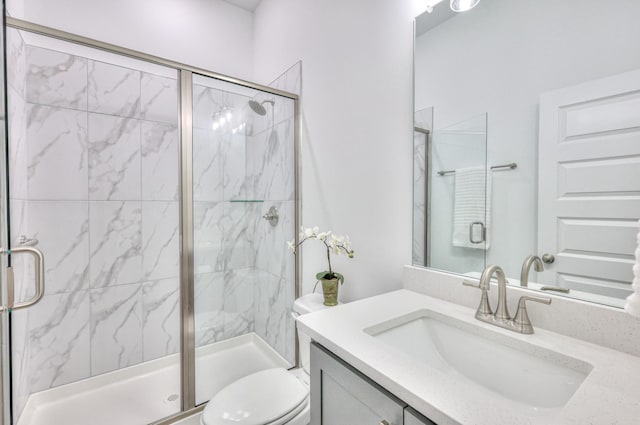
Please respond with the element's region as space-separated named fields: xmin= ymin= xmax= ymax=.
xmin=320 ymin=277 xmax=339 ymax=306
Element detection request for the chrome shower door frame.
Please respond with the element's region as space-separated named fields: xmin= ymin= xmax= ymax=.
xmin=2 ymin=16 xmax=301 ymax=425
xmin=1 ymin=4 xmax=11 ymax=424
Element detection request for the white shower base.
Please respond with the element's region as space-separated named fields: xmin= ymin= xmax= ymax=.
xmin=18 ymin=333 xmax=291 ymax=425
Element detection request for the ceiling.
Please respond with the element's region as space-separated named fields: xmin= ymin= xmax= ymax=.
xmin=222 ymin=0 xmax=262 ymax=12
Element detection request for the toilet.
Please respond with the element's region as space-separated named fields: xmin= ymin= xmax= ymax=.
xmin=200 ymin=294 xmax=331 ymax=425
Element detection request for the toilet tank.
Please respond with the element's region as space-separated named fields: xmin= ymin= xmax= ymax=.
xmin=293 ymin=294 xmax=335 ymax=374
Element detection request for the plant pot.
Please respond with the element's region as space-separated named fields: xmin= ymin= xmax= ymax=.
xmin=320 ymin=277 xmax=339 ymax=306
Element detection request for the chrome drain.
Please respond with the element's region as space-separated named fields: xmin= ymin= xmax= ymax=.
xmin=167 ymin=394 xmax=179 ymax=402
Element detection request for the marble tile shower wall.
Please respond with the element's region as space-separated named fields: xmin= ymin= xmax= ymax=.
xmin=413 ymin=133 xmax=426 ymax=266
xmin=412 ymin=107 xmax=432 ymax=267
xmin=8 ymin=43 xmax=181 ymax=403
xmin=192 ymin=84 xmax=259 ymax=348
xmin=253 ymin=62 xmax=300 ymax=365
xmin=192 ymin=65 xmax=298 ymax=365
xmin=6 ymin=27 xmax=30 ymax=421
xmin=6 ymin=40 xmax=299 ymax=420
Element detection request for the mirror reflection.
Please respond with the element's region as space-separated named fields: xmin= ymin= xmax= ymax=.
xmin=413 ymin=0 xmax=640 ymax=307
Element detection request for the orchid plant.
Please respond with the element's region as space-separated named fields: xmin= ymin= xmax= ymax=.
xmin=288 ymin=227 xmax=355 ymax=284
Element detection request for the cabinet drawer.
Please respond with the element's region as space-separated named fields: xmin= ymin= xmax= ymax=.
xmin=405 ymin=407 xmax=437 ymax=425
xmin=311 ymin=342 xmax=406 ymax=425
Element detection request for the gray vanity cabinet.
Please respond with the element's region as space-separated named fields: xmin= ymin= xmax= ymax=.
xmin=405 ymin=407 xmax=435 ymax=425
xmin=310 ymin=342 xmax=404 ymax=425
xmin=310 ymin=342 xmax=436 ymax=425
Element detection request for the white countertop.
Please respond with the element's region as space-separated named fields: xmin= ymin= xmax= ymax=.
xmin=297 ymin=289 xmax=640 ymax=425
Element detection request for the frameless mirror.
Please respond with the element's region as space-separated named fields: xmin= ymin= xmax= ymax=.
xmin=413 ymin=0 xmax=640 ymax=308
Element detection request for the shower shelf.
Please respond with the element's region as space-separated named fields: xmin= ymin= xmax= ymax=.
xmin=229 ymin=200 xmax=265 ymax=203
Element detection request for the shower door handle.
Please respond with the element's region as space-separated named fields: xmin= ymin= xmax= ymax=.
xmin=1 ymin=246 xmax=45 ymax=311
xmin=469 ymin=222 xmax=486 ymax=244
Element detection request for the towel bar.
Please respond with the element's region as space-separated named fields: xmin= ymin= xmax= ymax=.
xmin=437 ymin=162 xmax=517 ymax=176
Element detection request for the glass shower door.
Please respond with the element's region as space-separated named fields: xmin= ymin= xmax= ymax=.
xmin=4 ymin=28 xmax=182 ymax=425
xmin=1 ymin=16 xmax=300 ymax=425
xmin=428 ymin=113 xmax=488 ymax=275
xmin=0 ymin=7 xmax=11 ymax=425
xmin=191 ymin=74 xmax=297 ymax=405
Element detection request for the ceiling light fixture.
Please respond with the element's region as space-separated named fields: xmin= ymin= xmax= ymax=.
xmin=450 ymin=0 xmax=481 ymax=12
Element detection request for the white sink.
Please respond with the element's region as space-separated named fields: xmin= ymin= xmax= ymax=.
xmin=365 ymin=310 xmax=592 ymax=410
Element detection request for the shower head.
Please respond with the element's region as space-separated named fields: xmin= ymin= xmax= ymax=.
xmin=248 ymin=99 xmax=275 ymax=116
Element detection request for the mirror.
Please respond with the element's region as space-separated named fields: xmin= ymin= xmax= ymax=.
xmin=413 ymin=0 xmax=640 ymax=308
xmin=413 ymin=111 xmax=489 ymax=273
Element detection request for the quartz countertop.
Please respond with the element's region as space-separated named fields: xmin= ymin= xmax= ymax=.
xmin=297 ymin=289 xmax=640 ymax=425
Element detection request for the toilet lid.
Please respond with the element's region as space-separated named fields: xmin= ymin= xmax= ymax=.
xmin=201 ymin=368 xmax=308 ymax=425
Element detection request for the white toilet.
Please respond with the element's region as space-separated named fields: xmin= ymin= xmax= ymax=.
xmin=200 ymin=294 xmax=330 ymax=425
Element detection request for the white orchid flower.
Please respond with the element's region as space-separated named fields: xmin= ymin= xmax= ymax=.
xmin=288 ymin=226 xmax=354 ymax=277
xmin=303 ymin=227 xmax=318 ymax=238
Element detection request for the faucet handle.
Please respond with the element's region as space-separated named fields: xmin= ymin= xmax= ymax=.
xmin=519 ymin=295 xmax=552 ymax=306
xmin=513 ymin=295 xmax=552 ymax=334
xmin=462 ymin=280 xmax=493 ymax=317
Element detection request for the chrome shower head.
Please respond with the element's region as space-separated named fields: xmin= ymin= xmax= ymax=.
xmin=248 ymin=99 xmax=274 ymax=116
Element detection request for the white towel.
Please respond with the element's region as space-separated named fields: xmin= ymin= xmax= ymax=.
xmin=624 ymin=220 xmax=640 ymax=318
xmin=452 ymin=167 xmax=491 ymax=250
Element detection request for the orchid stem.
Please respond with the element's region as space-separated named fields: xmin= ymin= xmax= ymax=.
xmin=324 ymin=240 xmax=333 ymax=276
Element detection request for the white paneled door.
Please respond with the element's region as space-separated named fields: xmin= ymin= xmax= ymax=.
xmin=538 ymin=69 xmax=640 ymax=299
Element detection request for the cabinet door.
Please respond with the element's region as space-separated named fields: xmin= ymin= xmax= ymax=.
xmin=311 ymin=342 xmax=406 ymax=425
xmin=405 ymin=407 xmax=437 ymax=425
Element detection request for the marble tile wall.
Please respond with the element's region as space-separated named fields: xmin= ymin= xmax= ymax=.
xmin=412 ymin=107 xmax=433 ymax=267
xmin=7 ymin=43 xmax=299 ymax=416
xmin=191 ymin=73 xmax=298 ymax=367
xmin=413 ymin=132 xmax=426 ymax=266
xmin=6 ymin=27 xmax=31 ymax=421
xmin=250 ymin=63 xmax=300 ymax=365
xmin=9 ymin=43 xmax=180 ymax=409
xmin=192 ymin=83 xmax=258 ymax=347
xmin=268 ymin=61 xmax=302 ymax=96
xmin=253 ymin=201 xmax=296 ymax=363
xmin=249 ymin=62 xmax=300 ymax=138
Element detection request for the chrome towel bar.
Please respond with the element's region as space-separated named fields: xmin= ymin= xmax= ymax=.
xmin=437 ymin=162 xmax=517 ymax=176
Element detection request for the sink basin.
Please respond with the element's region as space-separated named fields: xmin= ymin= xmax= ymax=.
xmin=365 ymin=310 xmax=592 ymax=410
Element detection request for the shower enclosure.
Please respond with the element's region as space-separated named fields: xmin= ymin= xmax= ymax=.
xmin=413 ymin=111 xmax=488 ymax=274
xmin=0 ymin=16 xmax=299 ymax=425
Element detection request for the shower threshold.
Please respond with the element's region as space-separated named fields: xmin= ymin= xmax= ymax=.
xmin=18 ymin=333 xmax=290 ymax=425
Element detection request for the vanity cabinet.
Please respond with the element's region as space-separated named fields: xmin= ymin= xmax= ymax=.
xmin=404 ymin=408 xmax=434 ymax=425
xmin=310 ymin=342 xmax=436 ymax=425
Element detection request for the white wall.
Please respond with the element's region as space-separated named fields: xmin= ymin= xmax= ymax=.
xmin=7 ymin=0 xmax=254 ymax=79
xmin=415 ymin=0 xmax=640 ymax=280
xmin=253 ymin=0 xmax=426 ymax=301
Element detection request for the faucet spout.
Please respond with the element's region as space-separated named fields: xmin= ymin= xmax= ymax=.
xmin=465 ymin=264 xmax=551 ymax=334
xmin=480 ymin=265 xmax=510 ymax=321
xmin=520 ymin=255 xmax=544 ymax=288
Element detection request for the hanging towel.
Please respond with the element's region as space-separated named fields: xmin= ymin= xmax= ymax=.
xmin=624 ymin=220 xmax=640 ymax=318
xmin=452 ymin=167 xmax=491 ymax=250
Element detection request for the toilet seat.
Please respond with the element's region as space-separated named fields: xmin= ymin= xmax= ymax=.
xmin=201 ymin=368 xmax=309 ymax=425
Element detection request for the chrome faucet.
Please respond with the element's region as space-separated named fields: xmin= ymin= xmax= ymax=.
xmin=520 ymin=255 xmax=543 ymax=287
xmin=463 ymin=265 xmax=552 ymax=334
xmin=483 ymin=265 xmax=510 ymax=321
